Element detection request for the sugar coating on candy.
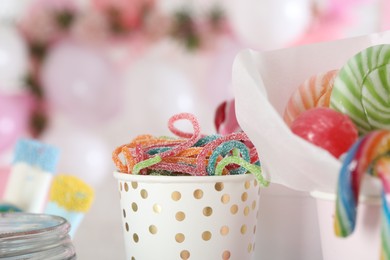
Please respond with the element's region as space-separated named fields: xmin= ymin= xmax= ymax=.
xmin=291 ymin=107 xmax=358 ymax=158
xmin=148 ymin=162 xmax=198 ymax=175
xmin=207 ymin=140 xmax=250 ymax=176
xmin=112 ymin=113 xmax=267 ymax=185
xmin=194 ymin=134 xmax=221 ymax=147
xmin=284 ymin=70 xmax=338 ymax=126
xmin=168 ymin=112 xmax=199 ymax=139
xmin=330 ymin=44 xmax=390 ymax=134
xmin=215 ymin=156 xmax=269 ymax=187
xmin=195 ymin=132 xmax=250 ymax=176
xmin=133 ymin=156 xmax=162 ymax=174
xmin=159 ymin=113 xmax=201 ymax=158
xmin=112 ymin=136 xmax=185 ymax=172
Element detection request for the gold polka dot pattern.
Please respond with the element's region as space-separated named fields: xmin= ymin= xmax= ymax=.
xmin=149 ymin=225 xmax=157 ymax=235
xmin=140 ymin=189 xmax=148 ymax=199
xmin=180 ymin=250 xmax=190 ymax=260
xmin=193 ymin=189 xmax=203 ymax=199
xmin=116 ymin=175 xmax=260 ymax=259
xmin=222 ymin=250 xmax=231 ymax=259
xmin=203 ymin=207 xmax=213 ymax=217
xmin=171 ymin=191 xmax=181 ymax=201
xmin=215 ymin=182 xmax=224 ymax=191
xmin=175 ymin=233 xmax=185 ymax=243
xmin=221 ymin=194 xmax=230 ymax=204
xmin=202 ymin=231 xmax=212 ymax=241
xmin=175 ymin=211 xmax=185 ymax=221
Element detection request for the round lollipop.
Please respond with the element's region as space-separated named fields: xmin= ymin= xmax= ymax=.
xmin=290 ymin=107 xmax=358 ymax=158
xmin=330 ymin=44 xmax=390 ymax=134
xmin=284 ymin=69 xmax=338 ymax=126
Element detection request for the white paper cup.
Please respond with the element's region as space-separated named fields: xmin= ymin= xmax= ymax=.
xmin=114 ymin=172 xmax=261 ymax=260
xmin=311 ymin=191 xmax=381 ymax=260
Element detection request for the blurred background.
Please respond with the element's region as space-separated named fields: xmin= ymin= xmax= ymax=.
xmin=0 ymin=0 xmax=389 ymax=259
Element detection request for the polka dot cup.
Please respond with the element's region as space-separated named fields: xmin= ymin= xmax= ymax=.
xmin=114 ymin=172 xmax=261 ymax=260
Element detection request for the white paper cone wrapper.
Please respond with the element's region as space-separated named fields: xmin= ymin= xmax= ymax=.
xmin=311 ymin=191 xmax=381 ymax=260
xmin=232 ymin=30 xmax=390 ymax=194
xmin=114 ymin=172 xmax=260 ymax=260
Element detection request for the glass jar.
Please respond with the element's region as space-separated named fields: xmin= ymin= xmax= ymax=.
xmin=0 ymin=213 xmax=76 ymax=259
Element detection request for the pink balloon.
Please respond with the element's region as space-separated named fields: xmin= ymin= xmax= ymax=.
xmin=42 ymin=41 xmax=123 ymax=125
xmin=327 ymin=0 xmax=371 ymax=14
xmin=0 ymin=93 xmax=33 ymax=153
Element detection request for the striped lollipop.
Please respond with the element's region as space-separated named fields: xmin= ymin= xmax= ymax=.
xmin=330 ymin=44 xmax=390 ymax=134
xmin=283 ymin=69 xmax=338 ymax=126
xmin=334 ymin=130 xmax=390 ymax=259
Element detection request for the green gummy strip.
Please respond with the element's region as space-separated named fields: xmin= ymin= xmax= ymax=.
xmin=215 ymin=156 xmax=269 ymax=187
xmin=133 ymin=156 xmax=162 ymax=174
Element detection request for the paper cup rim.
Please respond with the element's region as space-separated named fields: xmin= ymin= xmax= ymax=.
xmin=310 ymin=191 xmax=381 ymax=205
xmin=113 ymin=171 xmax=255 ymax=184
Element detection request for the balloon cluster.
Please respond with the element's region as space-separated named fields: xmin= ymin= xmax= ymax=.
xmin=0 ymin=0 xmax=235 ymax=187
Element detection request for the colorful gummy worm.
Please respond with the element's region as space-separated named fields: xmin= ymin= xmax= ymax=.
xmin=112 ymin=113 xmax=269 ymax=186
xmin=334 ymin=130 xmax=390 ymax=259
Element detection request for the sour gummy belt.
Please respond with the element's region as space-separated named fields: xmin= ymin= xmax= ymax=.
xmin=112 ymin=113 xmax=269 ymax=187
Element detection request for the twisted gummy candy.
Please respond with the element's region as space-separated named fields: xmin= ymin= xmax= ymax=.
xmin=112 ymin=113 xmax=267 ymax=185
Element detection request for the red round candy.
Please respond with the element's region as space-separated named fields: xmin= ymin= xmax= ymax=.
xmin=290 ymin=107 xmax=358 ymax=158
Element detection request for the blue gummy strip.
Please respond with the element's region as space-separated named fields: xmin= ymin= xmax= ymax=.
xmin=194 ymin=134 xmax=221 ymax=147
xmin=147 ymin=147 xmax=171 ymax=155
xmin=13 ymin=139 xmax=60 ymax=174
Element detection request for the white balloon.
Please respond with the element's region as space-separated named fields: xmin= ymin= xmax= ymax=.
xmin=41 ymin=117 xmax=111 ymax=188
xmin=122 ymin=58 xmax=200 ymax=137
xmin=0 ymin=26 xmax=28 ymax=92
xmin=42 ymin=41 xmax=123 ymax=125
xmin=226 ymin=0 xmax=312 ymax=50
xmin=0 ymin=0 xmax=33 ymax=22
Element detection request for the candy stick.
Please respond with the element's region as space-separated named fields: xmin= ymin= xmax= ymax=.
xmin=45 ymin=174 xmax=94 ymax=238
xmin=372 ymin=155 xmax=390 ymax=260
xmin=334 ymin=130 xmax=390 ymax=260
xmin=3 ymin=139 xmax=60 ymax=213
xmin=335 ymin=131 xmax=390 ymax=236
xmin=381 ymin=191 xmax=390 ymax=260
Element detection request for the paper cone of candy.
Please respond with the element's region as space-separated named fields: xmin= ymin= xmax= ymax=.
xmin=112 ymin=113 xmax=268 ymax=260
xmin=232 ymin=31 xmax=390 ymax=260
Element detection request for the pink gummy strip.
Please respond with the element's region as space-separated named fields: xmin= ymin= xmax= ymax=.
xmin=159 ymin=113 xmax=202 ymax=158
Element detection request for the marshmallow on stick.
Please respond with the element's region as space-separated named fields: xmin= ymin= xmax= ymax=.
xmin=45 ymin=174 xmax=94 ymax=237
xmin=3 ymin=139 xmax=60 ymax=213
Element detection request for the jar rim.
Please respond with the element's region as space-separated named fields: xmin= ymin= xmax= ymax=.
xmin=0 ymin=212 xmax=70 ymax=239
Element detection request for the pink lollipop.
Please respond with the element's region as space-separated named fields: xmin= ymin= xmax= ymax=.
xmin=284 ymin=70 xmax=338 ymax=126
